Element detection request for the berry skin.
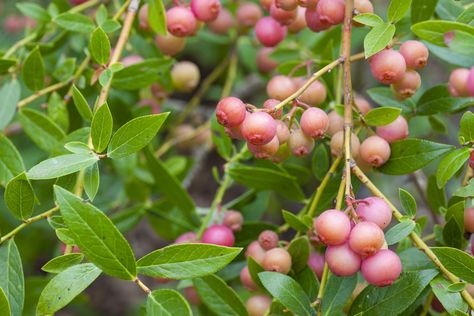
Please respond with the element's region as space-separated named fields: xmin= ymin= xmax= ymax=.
xmin=355 ymin=197 xmax=392 ymax=230
xmin=241 ymin=112 xmax=277 ymax=145
xmin=190 ymin=0 xmax=221 ymax=22
xmin=208 ymin=8 xmax=234 ymax=34
xmin=246 ymin=240 xmax=267 ymax=264
xmin=354 ymin=0 xmax=373 ymax=16
xmin=258 ymin=230 xmax=279 ymax=250
xmin=262 ymin=248 xmax=292 ymax=274
xmin=391 ymin=70 xmax=421 ymax=99
xmin=155 ymin=33 xmax=186 ymax=56
xmin=354 ymin=95 xmax=371 ymax=114
xmin=275 ymin=0 xmax=298 ymax=11
xmin=270 ymin=2 xmax=297 ymax=25
xmin=201 ymin=224 xmax=235 ymax=247
xmin=376 ymin=115 xmax=409 ymax=143
xmin=246 ymin=295 xmax=272 ymax=316
xmin=255 ymin=17 xmax=287 ymax=47
xmin=369 ymin=49 xmax=407 ymax=84
xmin=468 ymin=66 xmax=474 ymax=97
xmin=359 ymin=135 xmax=391 ymax=167
xmin=260 ymin=0 xmax=273 ymax=10
xmin=288 ymin=128 xmax=315 ymax=156
xmin=316 ymin=0 xmax=345 ymax=25
xmin=315 ymin=209 xmax=351 ymax=245
xmin=298 ymin=0 xmax=319 ymax=9
xmin=263 ymin=98 xmax=283 ymax=118
xmin=399 ymin=40 xmax=429 ymax=70
xmin=349 ymin=222 xmax=385 ymax=257
xmin=327 ymin=111 xmax=344 ymax=136
xmin=175 ymin=231 xmax=198 ymax=244
xmin=448 ymin=68 xmax=470 ymax=97
xmin=305 ymin=8 xmax=331 ymax=32
xmin=275 ymin=120 xmax=290 ymax=144
xmin=361 ymin=249 xmax=402 ymax=287
xmin=299 ymin=80 xmax=327 ymax=106
xmin=139 ymin=4 xmax=150 ymax=31
xmin=325 ymin=242 xmax=361 ymax=276
xmin=307 ymin=252 xmax=325 ymax=279
xmin=171 ymin=61 xmax=200 ymax=92
xmin=465 ymin=207 xmax=474 ymax=233
xmin=330 ymin=131 xmax=360 ymax=158
xmin=237 ymin=2 xmax=263 ymax=27
xmin=267 ymin=75 xmax=296 ymax=100
xmin=248 ymin=136 xmax=280 ymax=159
xmin=240 ymin=266 xmax=258 ymax=291
xmin=470 ymin=151 xmax=474 ymax=170
xmin=166 ymin=6 xmax=198 ymax=37
xmin=222 ymin=210 xmax=244 ymax=231
xmin=257 ymin=48 xmax=279 ymax=73
xmin=121 ymin=55 xmax=144 ymax=67
xmin=288 ymin=7 xmax=307 ymax=33
xmin=300 ymin=108 xmax=329 ymax=138
xmin=216 ymin=97 xmax=247 ymax=127
xmin=184 ymin=287 xmax=201 ymax=305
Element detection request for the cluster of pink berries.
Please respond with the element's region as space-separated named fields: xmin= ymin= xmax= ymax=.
xmin=448 ymin=67 xmax=474 ymax=97
xmin=369 ymin=40 xmax=429 ymax=100
xmin=310 ymin=197 xmax=402 ymax=286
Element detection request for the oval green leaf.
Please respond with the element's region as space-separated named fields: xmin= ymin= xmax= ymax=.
xmin=4 ymin=172 xmax=35 ymax=220
xmin=22 ymin=47 xmax=45 ymax=91
xmin=41 ymin=253 xmax=85 ymax=274
xmin=89 ymin=27 xmax=110 ymax=65
xmin=364 ymin=22 xmax=396 ymax=58
xmin=27 ymin=154 xmax=98 ymax=180
xmin=91 ymin=103 xmax=113 ymax=153
xmin=364 ymin=107 xmax=402 ymax=126
xmin=0 ymin=240 xmax=24 ymax=316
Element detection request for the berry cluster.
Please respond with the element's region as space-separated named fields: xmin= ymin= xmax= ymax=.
xmin=448 ymin=67 xmax=474 ymax=97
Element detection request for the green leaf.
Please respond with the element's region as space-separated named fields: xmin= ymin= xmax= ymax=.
xmin=0 ymin=59 xmax=17 ymax=75
xmin=147 ymin=0 xmax=167 ymax=35
xmin=431 ymin=276 xmax=467 ymax=315
xmin=100 ymin=19 xmax=121 ymax=33
xmin=54 ymin=186 xmax=137 ymax=280
xmin=294 ymin=267 xmax=319 ymax=301
xmin=108 ymin=113 xmax=169 ymax=159
xmin=146 ymin=289 xmax=192 ymax=316
xmin=399 ymin=188 xmax=417 ymax=216
xmin=379 ymin=139 xmax=454 ymax=175
xmin=436 ymin=148 xmax=470 ymax=188
xmin=41 ymin=253 xmax=85 ymax=274
xmin=322 ymin=275 xmax=357 ymax=316
xmin=367 ymin=87 xmax=410 ymax=112
xmin=449 ymin=31 xmax=474 ymax=55
xmin=247 ymin=257 xmax=266 ymax=291
xmin=387 ymin=0 xmax=412 ymax=23
xmin=349 ymin=270 xmax=438 ymax=316
xmin=425 ymin=41 xmax=473 ymax=68
xmin=282 ymin=210 xmax=311 ymax=232
xmin=411 ymin=0 xmax=438 ymax=23
xmin=112 ymin=59 xmax=173 ymax=90
xmin=4 ymin=172 xmax=35 ymax=220
xmin=36 ymin=263 xmax=101 ymax=315
xmin=22 ymin=47 xmax=45 ymax=91
xmin=27 ymin=154 xmax=98 ymax=180
xmin=431 ymin=247 xmax=474 ymax=284
xmin=54 ymin=12 xmax=95 ymax=33
xmin=436 ymin=0 xmax=464 ymax=21
xmin=84 ymin=163 xmax=99 ymax=201
xmin=353 ymin=13 xmax=383 ymax=27
xmin=447 ymin=282 xmax=466 ymax=293
xmin=384 ymin=220 xmax=416 ymax=245
xmin=91 ymin=103 xmax=113 ymax=153
xmin=288 ymin=236 xmax=310 ymax=273
xmin=399 ymin=247 xmax=436 ymax=271
xmin=71 ymin=85 xmax=93 ymax=121
xmin=364 ymin=22 xmax=396 ymax=58
xmin=312 ymin=144 xmax=329 ymax=181
xmin=454 ymin=179 xmax=474 ymax=198
xmin=411 ymin=20 xmax=474 ymax=46
xmin=427 ymin=174 xmax=446 ymax=212
xmin=0 ymin=240 xmax=24 ymax=316
xmin=137 ymin=243 xmax=242 ymax=279
xmin=89 ymin=27 xmax=110 ymax=65
xmin=193 ymin=274 xmax=248 ymax=316
xmin=364 ymin=107 xmax=402 ymax=126
xmin=16 ymin=2 xmax=50 ymax=22
xmin=18 ymin=108 xmax=65 ymax=152
xmin=416 ymin=85 xmax=474 ymax=115
xmin=0 ymin=80 xmax=20 ymax=130
xmin=443 ymin=201 xmax=465 ymax=249
xmin=0 ymin=288 xmax=11 ymax=316
xmin=99 ymin=68 xmax=112 ymax=87
xmin=459 ymin=111 xmax=474 ymax=143
xmin=64 ymin=141 xmax=91 ymax=154
xmin=0 ymin=135 xmax=25 ymax=187
xmin=259 ymin=272 xmax=315 ymax=316
xmin=48 ymin=92 xmax=69 ymax=131
xmin=457 ymin=4 xmax=474 ymax=25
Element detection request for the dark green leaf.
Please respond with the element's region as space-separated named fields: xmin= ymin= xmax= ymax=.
xmin=431 ymin=276 xmax=467 ymax=314
xmin=91 ymin=103 xmax=113 ymax=153
xmin=384 ymin=220 xmax=416 ymax=245
xmin=427 ymin=174 xmax=446 ymax=212
xmin=312 ymin=144 xmax=329 ymax=181
xmin=247 ymin=257 xmax=265 ymax=291
xmin=18 ymin=108 xmax=65 ymax=152
xmin=84 ymin=163 xmax=99 ymax=201
xmin=147 ymin=0 xmax=167 ymax=35
xmin=0 ymin=288 xmax=10 ymax=316
xmin=112 ymin=59 xmax=173 ymax=90
xmin=387 ymin=0 xmax=412 ymax=23
xmin=47 ymin=92 xmax=69 ymax=131
xmin=294 ymin=267 xmax=319 ymax=301
xmin=287 ymin=236 xmax=310 ymax=273
xmin=54 ymin=12 xmax=95 ymax=33
xmin=0 ymin=240 xmax=24 ymax=316
xmin=22 ymin=47 xmax=45 ymax=91
xmin=399 ymin=188 xmax=417 ymax=216
xmin=353 ymin=13 xmax=383 ymax=27
xmin=411 ymin=0 xmax=438 ymax=23
xmin=411 ymin=20 xmax=474 ymax=46
xmin=322 ymin=274 xmax=357 ymax=316
xmin=443 ymin=201 xmax=465 ymax=249
xmin=71 ymin=85 xmax=93 ymax=121
xmin=0 ymin=80 xmax=20 ymax=130
xmin=41 ymin=253 xmax=85 ymax=274
xmin=431 ymin=247 xmax=474 ymax=284
xmin=436 ymin=148 xmax=470 ymax=188
xmin=367 ymin=87 xmax=410 ymax=112
xmin=4 ymin=172 xmax=35 ymax=220
xmin=146 ymin=289 xmax=192 ymax=316
xmin=27 ymin=154 xmax=98 ymax=180
xmin=364 ymin=107 xmax=402 ymax=126
xmin=89 ymin=27 xmax=110 ymax=65
xmin=459 ymin=111 xmax=474 ymax=143
xmin=364 ymin=22 xmax=396 ymax=58
xmin=282 ymin=210 xmax=311 ymax=232
xmin=0 ymin=135 xmax=25 ymax=187
xmin=416 ymin=85 xmax=474 ymax=115
xmin=399 ymin=248 xmax=436 ymax=271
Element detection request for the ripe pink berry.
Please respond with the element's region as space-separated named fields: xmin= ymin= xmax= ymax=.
xmin=465 ymin=207 xmax=474 ymax=233
xmin=138 ymin=4 xmax=150 ymax=31
xmin=191 ymin=0 xmax=221 ymax=22
xmin=237 ymin=2 xmax=263 ymax=27
xmin=171 ymin=61 xmax=200 ymax=92
xmin=355 ymin=197 xmax=392 ymax=230
xmin=316 ymin=0 xmax=345 ymax=25
xmin=275 ymin=0 xmax=298 ymax=11
xmin=184 ymin=287 xmax=201 ymax=305
xmin=300 ymin=108 xmax=329 ymax=138
xmin=208 ymin=8 xmax=234 ymax=34
xmin=240 ymin=266 xmax=258 ymax=291
xmin=376 ymin=115 xmax=409 ymax=143
xmin=121 ymin=55 xmax=144 ymax=67
xmin=327 ymin=111 xmax=344 ymax=136
xmin=155 ymin=33 xmax=186 ymax=56
xmin=257 ymin=48 xmax=278 ymax=73
xmin=399 ymin=40 xmax=429 ymax=70
xmin=248 ymin=136 xmax=280 ymax=159
xmin=263 ymin=99 xmax=282 ymax=118
xmin=267 ymin=75 xmax=296 ymax=100
xmin=175 ymin=231 xmax=198 ymax=243
xmin=201 ymin=224 xmax=235 ymax=247
xmin=307 ymin=252 xmax=325 ymax=279
xmin=288 ymin=128 xmax=315 ymax=156
xmin=315 ymin=210 xmax=351 ymax=246
xmin=241 ymin=112 xmax=277 ymax=145
xmin=262 ymin=248 xmax=292 ymax=274
xmin=349 ymin=222 xmax=385 ymax=257
xmin=325 ymin=242 xmax=361 ymax=276
xmin=270 ymin=2 xmax=297 ymax=25
xmin=469 ymin=151 xmax=474 ymax=169
xmin=369 ymin=49 xmax=407 ymax=84
xmin=246 ymin=240 xmax=267 ymax=264
xmin=222 ymin=210 xmax=244 ymax=231
xmin=258 ymin=230 xmax=279 ymax=250
xmin=359 ymin=135 xmax=391 ymax=167
xmin=305 ymin=8 xmax=331 ymax=32
xmin=275 ymin=120 xmax=290 ymax=144
xmin=361 ymin=249 xmax=402 ymax=286
xmin=166 ymin=6 xmax=198 ymax=37
xmin=246 ymin=295 xmax=272 ymax=316
xmin=299 ymin=80 xmax=327 ymax=106
xmin=288 ymin=7 xmax=307 ymax=33
xmin=467 ymin=67 xmax=474 ymax=96
xmin=448 ymin=68 xmax=470 ymax=97
xmin=330 ymin=131 xmax=360 ymax=158
xmin=216 ymin=97 xmax=247 ymax=127
xmin=255 ymin=17 xmax=287 ymax=47
xmin=391 ymin=70 xmax=421 ymax=99
xmin=354 ymin=95 xmax=371 ymax=114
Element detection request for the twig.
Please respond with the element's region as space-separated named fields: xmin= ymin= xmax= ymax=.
xmin=134 ymin=277 xmax=151 ymax=294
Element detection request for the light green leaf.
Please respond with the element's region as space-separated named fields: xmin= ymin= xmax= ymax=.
xmin=41 ymin=253 xmax=85 ymax=274
xmin=22 ymin=47 xmax=45 ymax=91
xmin=4 ymin=172 xmax=35 ymax=220
xmin=64 ymin=141 xmax=91 ymax=154
xmin=0 ymin=240 xmax=24 ymax=316
xmin=54 ymin=186 xmax=137 ymax=280
xmin=27 ymin=154 xmax=98 ymax=180
xmin=454 ymin=179 xmax=474 ymax=198
xmin=399 ymin=188 xmax=417 ymax=216
xmin=146 ymin=289 xmax=192 ymax=316
xmin=0 ymin=135 xmax=25 ymax=187
xmin=431 ymin=276 xmax=467 ymax=315
xmin=431 ymin=248 xmax=474 ymax=284
xmin=0 ymin=80 xmax=20 ymax=130
xmin=353 ymin=13 xmax=383 ymax=27
xmin=384 ymin=220 xmax=416 ymax=245
xmin=91 ymin=103 xmax=113 ymax=153
xmin=16 ymin=2 xmax=50 ymax=22
xmin=416 ymin=85 xmax=474 ymax=115
xmin=84 ymin=163 xmax=99 ymax=201
xmin=364 ymin=107 xmax=402 ymax=126
xmin=459 ymin=111 xmax=474 ymax=143
xmin=89 ymin=27 xmax=110 ymax=65
xmin=112 ymin=58 xmax=173 ymax=90
xmin=322 ymin=275 xmax=357 ymax=316
xmin=364 ymin=22 xmax=396 ymax=58
xmin=18 ymin=108 xmax=65 ymax=152
xmin=0 ymin=288 xmax=11 ymax=316
xmin=443 ymin=201 xmax=465 ymax=249
xmin=387 ymin=0 xmax=412 ymax=23
xmin=71 ymin=85 xmax=93 ymax=121
xmin=147 ymin=0 xmax=167 ymax=35
xmin=411 ymin=20 xmax=474 ymax=46
xmin=312 ymin=144 xmax=329 ymax=181
xmin=282 ymin=210 xmax=311 ymax=232
xmin=100 ymin=19 xmax=121 ymax=33
xmin=436 ymin=147 xmax=470 ymax=188
xmin=54 ymin=12 xmax=95 ymax=33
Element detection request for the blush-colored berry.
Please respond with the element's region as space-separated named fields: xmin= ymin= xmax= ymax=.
xmin=248 ymin=136 xmax=280 ymax=159
xmin=255 ymin=17 xmax=287 ymax=47
xmin=300 ymin=108 xmax=329 ymax=138
xmin=258 ymin=230 xmax=279 ymax=250
xmin=315 ymin=209 xmax=351 ymax=245
xmin=270 ymin=2 xmax=297 ymax=25
xmin=355 ymin=197 xmax=392 ymax=230
xmin=155 ymin=33 xmax=186 ymax=56
xmin=216 ymin=97 xmax=247 ymax=127
xmin=325 ymin=243 xmax=361 ymax=276
xmin=391 ymin=70 xmax=421 ymax=99
xmin=257 ymin=48 xmax=278 ymax=73
xmin=138 ymin=4 xmax=150 ymax=30
xmin=166 ymin=6 xmax=198 ymax=37
xmin=275 ymin=0 xmax=298 ymax=11
xmin=191 ymin=0 xmax=221 ymax=22
xmin=299 ymin=80 xmax=327 ymax=106
xmin=467 ymin=66 xmax=474 ymax=96
xmin=184 ymin=287 xmax=201 ymax=305
xmin=246 ymin=295 xmax=272 ymax=316
xmin=399 ymin=40 xmax=429 ymax=70
xmin=175 ymin=231 xmax=198 ymax=243
xmin=316 ymin=0 xmax=345 ymax=25
xmin=246 ymin=240 xmax=267 ymax=264
xmin=359 ymin=135 xmax=391 ymax=167
xmin=376 ymin=115 xmax=409 ymax=143
xmin=208 ymin=8 xmax=234 ymax=34
xmin=448 ymin=68 xmax=470 ymax=97
xmin=298 ymin=0 xmax=318 ymax=9
xmin=288 ymin=128 xmax=315 ymax=156
xmin=263 ymin=99 xmax=282 ymax=118
xmin=223 ymin=210 xmax=244 ymax=231
xmin=330 ymin=131 xmax=360 ymax=158
xmin=327 ymin=111 xmax=344 ymax=136
xmin=202 ymin=224 xmax=235 ymax=246
xmin=266 ymin=75 xmax=296 ymax=100
xmin=262 ymin=248 xmax=292 ymax=274
xmin=275 ymin=120 xmax=290 ymax=144
xmin=307 ymin=252 xmax=325 ymax=279
xmin=171 ymin=61 xmax=200 ymax=92
xmin=241 ymin=112 xmax=277 ymax=145
xmin=361 ymin=249 xmax=402 ymax=286
xmin=260 ymin=0 xmax=273 ymax=10
xmin=354 ymin=95 xmax=371 ymax=114
xmin=354 ymin=0 xmax=373 ymax=14
xmin=237 ymin=2 xmax=263 ymax=27
xmin=465 ymin=207 xmax=474 ymax=233
xmin=121 ymin=55 xmax=144 ymax=67
xmin=369 ymin=49 xmax=407 ymax=84
xmin=240 ymin=266 xmax=258 ymax=291
xmin=349 ymin=222 xmax=385 ymax=257
xmin=288 ymin=7 xmax=307 ymax=33
xmin=305 ymin=8 xmax=331 ymax=32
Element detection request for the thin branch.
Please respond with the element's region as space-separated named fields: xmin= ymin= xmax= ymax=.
xmin=134 ymin=277 xmax=151 ymax=294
